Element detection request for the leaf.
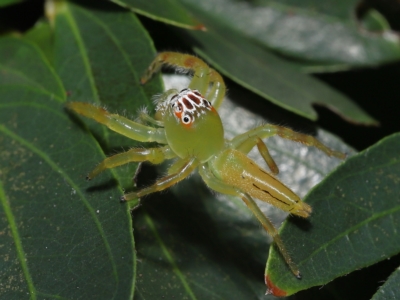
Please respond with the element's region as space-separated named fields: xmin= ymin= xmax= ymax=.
xmin=52 ymin=0 xmax=163 ymax=188
xmin=0 ymin=37 xmax=135 ymax=299
xmin=371 ymin=266 xmax=400 ymax=300
xmin=0 ymin=0 xmax=23 ymax=7
xmin=23 ymin=21 xmax=54 ymax=65
xmin=133 ymin=74 xmax=353 ymax=299
xmin=176 ymin=2 xmax=377 ymax=125
xmin=110 ymin=0 xmax=205 ymax=30
xmin=265 ymin=133 xmax=400 ymax=296
xmin=179 ymin=0 xmax=400 ymax=66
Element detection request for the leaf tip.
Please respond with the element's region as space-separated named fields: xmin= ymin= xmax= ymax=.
xmin=265 ymin=274 xmax=287 ymax=297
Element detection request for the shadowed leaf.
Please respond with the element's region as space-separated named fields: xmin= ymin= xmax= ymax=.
xmin=0 ymin=37 xmax=135 ymax=299
xmin=266 ymin=133 xmax=400 ymax=296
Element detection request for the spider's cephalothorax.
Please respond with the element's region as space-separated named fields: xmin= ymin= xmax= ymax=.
xmin=156 ymin=88 xmax=224 ymax=162
xmin=67 ymin=52 xmax=346 ymax=281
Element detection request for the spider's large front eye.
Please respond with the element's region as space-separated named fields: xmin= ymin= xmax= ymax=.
xmin=182 ymin=114 xmax=192 ymax=124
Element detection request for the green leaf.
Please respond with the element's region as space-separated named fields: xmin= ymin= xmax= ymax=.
xmin=177 ymin=3 xmax=377 ymax=125
xmin=133 ymin=75 xmax=353 ymax=299
xmin=180 ymin=0 xmax=400 ymax=66
xmin=371 ymin=266 xmax=400 ymax=300
xmin=360 ymin=9 xmax=391 ymax=32
xmin=266 ymin=133 xmax=400 ymax=296
xmin=0 ymin=37 xmax=135 ymax=299
xmin=52 ymin=0 xmax=163 ymax=188
xmin=0 ymin=0 xmax=23 ymax=7
xmin=23 ymin=21 xmax=54 ymax=65
xmin=110 ymin=0 xmax=205 ymax=30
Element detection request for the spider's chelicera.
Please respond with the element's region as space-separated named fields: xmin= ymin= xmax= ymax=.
xmin=67 ymin=52 xmax=345 ymax=280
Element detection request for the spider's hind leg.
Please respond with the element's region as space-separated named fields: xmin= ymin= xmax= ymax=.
xmin=198 ymin=165 xmax=301 ymax=278
xmin=234 ymin=137 xmax=279 ymax=175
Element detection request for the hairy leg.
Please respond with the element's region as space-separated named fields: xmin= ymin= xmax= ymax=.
xmin=231 ymin=124 xmax=346 ymax=159
xmin=199 ymin=165 xmax=301 ymax=278
xmin=87 ymin=146 xmax=176 ymax=180
xmin=234 ymin=137 xmax=279 ymax=175
xmin=121 ymin=157 xmax=198 ymax=201
xmin=67 ymin=102 xmax=167 ymax=143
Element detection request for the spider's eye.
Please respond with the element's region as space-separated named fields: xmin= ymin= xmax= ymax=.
xmin=182 ymin=114 xmax=191 ymax=124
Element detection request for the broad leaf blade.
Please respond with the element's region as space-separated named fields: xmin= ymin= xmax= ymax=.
xmin=111 ymin=0 xmax=204 ymax=30
xmin=371 ymin=266 xmax=400 ymax=300
xmin=0 ymin=38 xmax=135 ymax=299
xmin=180 ymin=0 xmax=400 ymax=66
xmin=0 ymin=0 xmax=23 ymax=7
xmin=178 ymin=3 xmax=377 ymax=125
xmin=266 ymin=133 xmax=400 ymax=296
xmin=23 ymin=21 xmax=54 ymax=65
xmin=52 ymin=0 xmax=162 ymax=188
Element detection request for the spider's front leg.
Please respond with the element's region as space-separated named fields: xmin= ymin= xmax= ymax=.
xmin=87 ymin=146 xmax=176 ymax=180
xmin=67 ymin=102 xmax=167 ymax=144
xmin=121 ymin=157 xmax=199 ymax=201
xmin=141 ymin=52 xmax=226 ymax=109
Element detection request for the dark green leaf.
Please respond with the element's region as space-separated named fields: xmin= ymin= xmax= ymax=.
xmin=266 ymin=133 xmax=400 ymax=296
xmin=23 ymin=21 xmax=54 ymax=65
xmin=0 ymin=37 xmax=135 ymax=299
xmin=180 ymin=0 xmax=400 ymax=66
xmin=0 ymin=0 xmax=23 ymax=7
xmin=52 ymin=0 xmax=163 ymax=188
xmin=360 ymin=9 xmax=390 ymax=32
xmin=110 ymin=0 xmax=204 ymax=30
xmin=177 ymin=3 xmax=377 ymax=125
xmin=371 ymin=266 xmax=400 ymax=300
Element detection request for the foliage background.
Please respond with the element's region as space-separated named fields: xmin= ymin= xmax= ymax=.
xmin=0 ymin=0 xmax=400 ymax=299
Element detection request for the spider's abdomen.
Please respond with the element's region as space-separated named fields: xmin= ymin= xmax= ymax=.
xmin=159 ymin=89 xmax=224 ymax=162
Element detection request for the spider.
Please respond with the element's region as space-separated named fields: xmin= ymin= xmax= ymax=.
xmin=67 ymin=52 xmax=345 ymax=279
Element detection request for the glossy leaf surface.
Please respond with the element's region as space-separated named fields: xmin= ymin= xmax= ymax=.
xmin=52 ymin=0 xmax=162 ymax=189
xmin=0 ymin=37 xmax=135 ymax=299
xmin=111 ymin=0 xmax=204 ymax=30
xmin=178 ymin=2 xmax=377 ymax=125
xmin=371 ymin=266 xmax=400 ymax=300
xmin=266 ymin=133 xmax=400 ymax=296
xmin=180 ymin=0 xmax=400 ymax=66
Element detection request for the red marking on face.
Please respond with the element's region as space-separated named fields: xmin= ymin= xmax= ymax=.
xmin=265 ymin=275 xmax=287 ymax=297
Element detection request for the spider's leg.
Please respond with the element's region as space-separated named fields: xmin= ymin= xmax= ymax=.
xmin=199 ymin=165 xmax=301 ymax=278
xmin=141 ymin=52 xmax=226 ymax=110
xmin=122 ymin=157 xmax=198 ymax=201
xmin=234 ymin=137 xmax=279 ymax=175
xmin=137 ymin=109 xmax=164 ymax=127
xmin=87 ymin=146 xmax=176 ymax=180
xmin=231 ymin=124 xmax=346 ymax=159
xmin=67 ymin=102 xmax=167 ymax=144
